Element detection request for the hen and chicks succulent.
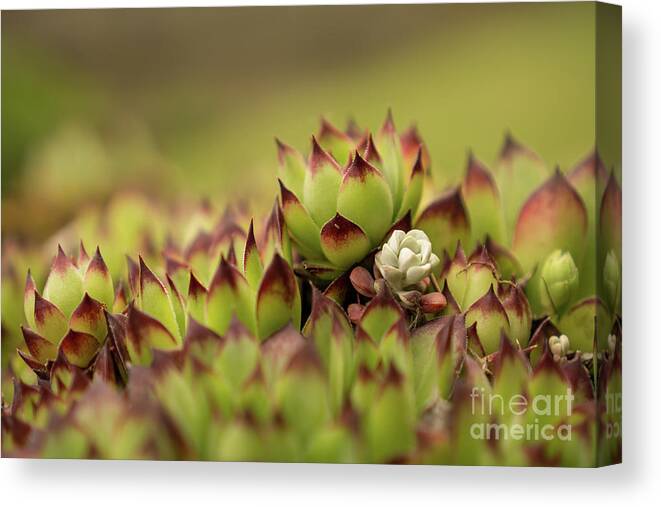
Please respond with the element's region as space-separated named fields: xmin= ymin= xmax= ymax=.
xmin=2 ymin=112 xmax=621 ymax=466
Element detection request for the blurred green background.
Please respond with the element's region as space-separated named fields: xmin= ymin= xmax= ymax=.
xmin=2 ymin=2 xmax=607 ymax=242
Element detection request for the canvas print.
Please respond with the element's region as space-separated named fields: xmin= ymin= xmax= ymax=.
xmin=1 ymin=2 xmax=621 ymax=466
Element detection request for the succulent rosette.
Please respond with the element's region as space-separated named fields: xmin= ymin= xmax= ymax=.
xmin=277 ymin=112 xmax=428 ymax=280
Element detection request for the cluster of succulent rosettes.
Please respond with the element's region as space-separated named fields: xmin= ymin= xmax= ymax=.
xmin=4 ymin=268 xmax=622 ymax=465
xmin=16 ymin=201 xmax=300 ymax=373
xmin=276 ymin=112 xmax=429 ymax=281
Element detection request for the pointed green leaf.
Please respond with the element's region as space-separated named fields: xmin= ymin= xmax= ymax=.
xmin=279 ymin=179 xmax=324 ymax=259
xmin=43 ymin=245 xmax=84 ymax=318
xmin=255 ymin=253 xmax=301 ymax=340
xmin=139 ymin=256 xmax=182 ymax=344
xmin=59 ymin=329 xmax=100 ymax=368
xmin=21 ymin=326 xmax=57 ymax=363
xmin=303 ymin=137 xmax=342 ymax=227
xmin=462 ymin=154 xmax=506 ymax=245
xmin=336 ymin=152 xmax=393 ymax=246
xmin=243 ymin=220 xmax=264 ymax=289
xmin=276 ymin=138 xmax=306 ymax=198
xmin=70 ymin=293 xmax=107 ymax=342
xmin=84 ymin=247 xmax=114 ymax=309
xmin=320 ymin=213 xmax=371 ymax=269
xmin=34 ymin=292 xmax=68 ymax=344
xmin=415 ymin=188 xmax=470 ymax=258
xmin=206 ymin=257 xmax=255 ymax=336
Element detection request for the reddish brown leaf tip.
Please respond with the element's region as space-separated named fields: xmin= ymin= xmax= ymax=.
xmin=285 ymin=342 xmax=324 ymax=374
xmin=139 ymin=255 xmax=166 ymax=292
xmin=87 ymin=246 xmax=110 ymax=275
xmin=258 ymin=253 xmax=296 ymax=306
xmin=568 ymin=148 xmax=608 ymax=185
xmin=381 ymin=108 xmax=397 ymax=135
xmin=319 ymin=117 xmax=351 ymax=142
xmin=244 ymin=219 xmax=259 ymax=263
xmin=275 ymin=138 xmax=296 ymax=165
xmin=310 ymin=135 xmax=341 ymax=174
xmin=361 ymin=134 xmax=382 ymax=164
xmin=52 ymin=244 xmax=74 ymax=273
xmin=382 ymin=363 xmax=404 ymax=388
xmin=464 ymin=154 xmax=497 ymax=194
xmin=344 ymin=151 xmax=380 ymax=182
xmin=187 ymin=271 xmax=207 ymax=299
xmin=321 ymin=213 xmax=366 ymax=245
xmin=417 ymin=187 xmax=469 ymax=228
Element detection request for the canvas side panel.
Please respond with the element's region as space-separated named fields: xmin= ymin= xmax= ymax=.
xmin=595 ymin=1 xmax=622 ymax=467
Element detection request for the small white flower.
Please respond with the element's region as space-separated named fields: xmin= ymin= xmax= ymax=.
xmin=549 ymin=334 xmax=570 ymax=361
xmin=375 ymin=229 xmax=440 ymax=292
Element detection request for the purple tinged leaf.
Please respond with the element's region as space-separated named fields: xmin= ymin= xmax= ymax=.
xmin=34 ymin=292 xmax=68 ymax=344
xmin=336 ymin=151 xmax=393 ymax=246
xmin=462 ymin=153 xmax=506 ymax=245
xmin=77 ymin=240 xmax=91 ymax=273
xmin=464 ymin=286 xmax=511 ymax=355
xmin=484 ymin=236 xmax=522 ymax=280
xmin=397 ymin=148 xmax=425 ymax=219
xmin=304 ymin=136 xmax=343 ymax=227
xmin=206 ymin=257 xmax=255 ymax=336
xmin=358 ymin=286 xmax=405 ymax=344
xmin=43 ymin=245 xmax=84 ymax=319
xmin=513 ymin=169 xmax=588 ymax=273
xmin=318 ymin=118 xmax=354 ymax=166
xmin=126 ymin=304 xmax=178 ymax=366
xmin=112 ymin=283 xmax=128 ymax=314
xmin=261 ymin=199 xmax=292 ymax=265
xmin=275 ymin=138 xmax=306 ymax=198
xmin=83 ymin=247 xmax=114 ymax=309
xmin=400 ymin=125 xmax=431 ymax=174
xmin=186 ymin=271 xmax=207 ymax=324
xmin=243 ymin=219 xmax=264 ymax=289
xmin=126 ymin=255 xmax=140 ymax=301
xmin=279 ymin=179 xmax=324 ymax=260
xmin=24 ymin=269 xmax=36 ymax=329
xmin=21 ymin=326 xmax=57 ymax=363
xmin=497 ymin=282 xmax=532 ymax=346
xmin=322 ymin=271 xmax=351 ymax=305
xmin=494 ymin=133 xmax=548 ymax=237
xmin=59 ymin=329 xmax=100 ymax=368
xmin=320 ymin=213 xmax=371 ymax=269
xmin=599 ymin=172 xmax=622 ymax=261
xmin=70 ymin=293 xmax=108 ymax=342
xmin=167 ymin=275 xmax=186 ymax=338
xmin=256 ymin=253 xmax=301 ymax=340
xmin=415 ymin=187 xmax=470 ymax=258
xmin=165 ymin=253 xmax=191 ymax=299
xmin=139 ymin=256 xmax=182 ymax=344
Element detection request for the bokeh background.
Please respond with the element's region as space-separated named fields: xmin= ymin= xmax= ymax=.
xmin=2 ymin=2 xmax=617 ymax=244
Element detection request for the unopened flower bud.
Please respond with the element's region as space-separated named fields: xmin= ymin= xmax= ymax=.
xmin=420 ymin=292 xmax=447 ymax=314
xmin=348 ymin=303 xmax=366 ymax=324
xmin=350 ymin=266 xmax=376 ymax=298
xmin=539 ymin=250 xmax=579 ymax=315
